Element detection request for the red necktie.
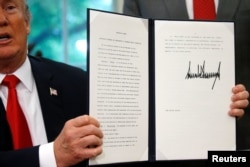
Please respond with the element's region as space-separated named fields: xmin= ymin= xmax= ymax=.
xmin=193 ymin=0 xmax=216 ymax=20
xmin=2 ymin=75 xmax=32 ymax=149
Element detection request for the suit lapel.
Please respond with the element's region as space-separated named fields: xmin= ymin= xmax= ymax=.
xmin=0 ymin=98 xmax=12 ymax=150
xmin=29 ymin=56 xmax=66 ymax=142
xmin=163 ymin=0 xmax=189 ymax=19
xmin=217 ymin=0 xmax=241 ymax=20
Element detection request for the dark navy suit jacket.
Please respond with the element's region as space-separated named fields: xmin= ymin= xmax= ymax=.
xmin=0 ymin=56 xmax=88 ymax=167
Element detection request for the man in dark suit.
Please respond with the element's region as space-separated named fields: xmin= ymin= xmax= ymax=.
xmin=123 ymin=0 xmax=250 ymax=149
xmin=0 ymin=0 xmax=103 ymax=167
xmin=123 ymin=0 xmax=250 ymax=21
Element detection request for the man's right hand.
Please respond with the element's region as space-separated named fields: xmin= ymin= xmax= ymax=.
xmin=54 ymin=115 xmax=103 ymax=167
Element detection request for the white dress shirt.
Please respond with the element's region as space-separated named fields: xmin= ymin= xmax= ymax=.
xmin=185 ymin=0 xmax=219 ymax=19
xmin=0 ymin=57 xmax=56 ymax=167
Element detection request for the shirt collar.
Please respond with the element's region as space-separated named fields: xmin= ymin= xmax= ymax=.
xmin=0 ymin=57 xmax=34 ymax=92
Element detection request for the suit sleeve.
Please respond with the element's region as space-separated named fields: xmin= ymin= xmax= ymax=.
xmin=0 ymin=146 xmax=40 ymax=167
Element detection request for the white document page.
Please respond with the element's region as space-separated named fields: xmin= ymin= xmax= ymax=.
xmin=89 ymin=10 xmax=149 ymax=165
xmin=154 ymin=20 xmax=235 ymax=160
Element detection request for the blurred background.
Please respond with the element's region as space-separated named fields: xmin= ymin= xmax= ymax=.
xmin=27 ymin=0 xmax=124 ymax=71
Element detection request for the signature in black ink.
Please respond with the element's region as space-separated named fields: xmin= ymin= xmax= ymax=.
xmin=185 ymin=61 xmax=221 ymax=90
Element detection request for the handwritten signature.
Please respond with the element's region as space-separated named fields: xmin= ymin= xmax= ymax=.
xmin=185 ymin=61 xmax=221 ymax=90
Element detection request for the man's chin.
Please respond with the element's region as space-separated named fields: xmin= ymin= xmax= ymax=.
xmin=0 ymin=46 xmax=20 ymax=58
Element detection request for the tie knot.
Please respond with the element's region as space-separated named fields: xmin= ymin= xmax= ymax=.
xmin=2 ymin=75 xmax=20 ymax=89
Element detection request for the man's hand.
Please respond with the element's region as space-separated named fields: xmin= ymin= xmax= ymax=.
xmin=229 ymin=84 xmax=249 ymax=118
xmin=54 ymin=115 xmax=103 ymax=167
